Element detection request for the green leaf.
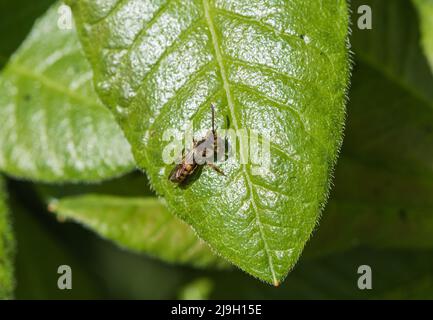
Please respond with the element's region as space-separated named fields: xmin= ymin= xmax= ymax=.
xmin=37 ymin=172 xmax=226 ymax=268
xmin=69 ymin=0 xmax=350 ymax=284
xmin=48 ymin=194 xmax=227 ymax=268
xmin=11 ymin=190 xmax=105 ymax=299
xmin=178 ymin=277 xmax=213 ymax=300
xmin=12 ymin=177 xmax=188 ymax=299
xmin=413 ymin=0 xmax=433 ymax=72
xmin=0 ymin=177 xmax=14 ymax=299
xmin=0 ymin=2 xmax=135 ymax=183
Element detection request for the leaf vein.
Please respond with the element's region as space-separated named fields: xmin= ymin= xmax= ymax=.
xmin=147 ymin=60 xmax=218 ymax=131
xmin=119 ymin=0 xmax=172 ymax=60
xmin=130 ymin=17 xmax=206 ymax=99
xmin=235 ymin=83 xmax=330 ymax=156
xmin=227 ymin=56 xmax=304 ymax=85
xmin=8 ymin=63 xmax=102 ymax=108
xmin=87 ymin=0 xmax=128 ymax=26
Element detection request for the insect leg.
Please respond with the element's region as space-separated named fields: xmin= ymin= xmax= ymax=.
xmin=207 ymin=163 xmax=225 ymax=176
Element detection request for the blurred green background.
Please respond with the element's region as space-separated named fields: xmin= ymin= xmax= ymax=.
xmin=2 ymin=0 xmax=433 ymax=299
xmin=9 ymin=174 xmax=433 ymax=299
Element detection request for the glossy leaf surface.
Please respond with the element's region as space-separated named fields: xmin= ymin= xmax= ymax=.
xmin=0 ymin=3 xmax=135 ymax=182
xmin=69 ymin=0 xmax=350 ymax=284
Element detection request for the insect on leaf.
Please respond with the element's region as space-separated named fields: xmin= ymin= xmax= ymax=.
xmin=69 ymin=0 xmax=351 ymax=284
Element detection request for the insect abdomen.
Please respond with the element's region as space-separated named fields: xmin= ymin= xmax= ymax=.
xmin=170 ymin=163 xmax=197 ymax=184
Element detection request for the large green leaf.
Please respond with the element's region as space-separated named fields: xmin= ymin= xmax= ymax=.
xmin=413 ymin=0 xmax=433 ymax=72
xmin=37 ymin=172 xmax=224 ymax=269
xmin=48 ymin=195 xmax=226 ymax=268
xmin=0 ymin=2 xmax=135 ymax=183
xmin=69 ymin=0 xmax=350 ymax=284
xmin=0 ymin=177 xmax=14 ymax=299
xmin=11 ymin=177 xmax=189 ymax=299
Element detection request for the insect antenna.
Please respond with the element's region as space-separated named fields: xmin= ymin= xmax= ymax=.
xmin=211 ymin=103 xmax=216 ymax=136
xmin=210 ymin=103 xmax=217 ymax=162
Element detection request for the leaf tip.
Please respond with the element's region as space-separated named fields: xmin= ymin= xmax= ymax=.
xmin=47 ymin=199 xmax=58 ymax=213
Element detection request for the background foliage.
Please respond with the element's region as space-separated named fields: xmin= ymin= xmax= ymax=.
xmin=1 ymin=0 xmax=433 ymax=299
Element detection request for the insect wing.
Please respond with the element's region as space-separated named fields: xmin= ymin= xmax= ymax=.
xmin=168 ymin=164 xmax=183 ymax=182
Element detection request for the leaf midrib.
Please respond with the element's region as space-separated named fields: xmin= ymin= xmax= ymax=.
xmin=7 ymin=63 xmax=101 ymax=109
xmin=202 ymin=0 xmax=278 ymax=285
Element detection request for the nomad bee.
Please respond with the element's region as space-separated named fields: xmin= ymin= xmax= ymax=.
xmin=169 ymin=104 xmax=225 ymax=185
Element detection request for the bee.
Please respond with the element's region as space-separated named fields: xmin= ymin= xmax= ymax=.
xmin=169 ymin=104 xmax=225 ymax=185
